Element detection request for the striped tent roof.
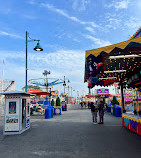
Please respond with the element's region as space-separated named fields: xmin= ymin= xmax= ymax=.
xmin=85 ymin=36 xmax=141 ymax=58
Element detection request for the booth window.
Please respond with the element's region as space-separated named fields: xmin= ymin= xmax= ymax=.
xmin=9 ymin=102 xmax=16 ymax=114
xmin=27 ymin=103 xmax=30 ymax=114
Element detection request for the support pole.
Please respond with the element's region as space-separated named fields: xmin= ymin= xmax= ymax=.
xmin=64 ymin=76 xmax=65 ymax=93
xmin=25 ymin=31 xmax=28 ymax=92
xmin=46 ymin=78 xmax=48 ymax=101
xmin=88 ymin=88 xmax=91 ymax=94
xmin=120 ymin=81 xmax=125 ymax=113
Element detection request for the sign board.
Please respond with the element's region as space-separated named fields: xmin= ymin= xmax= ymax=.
xmin=96 ymin=89 xmax=109 ymax=94
xmin=5 ymin=115 xmax=19 ymax=131
xmin=56 ymin=109 xmax=61 ymax=114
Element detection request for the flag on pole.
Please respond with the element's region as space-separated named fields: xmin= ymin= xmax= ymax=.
xmin=3 ymin=59 xmax=5 ymax=65
xmin=2 ymin=59 xmax=5 ymax=92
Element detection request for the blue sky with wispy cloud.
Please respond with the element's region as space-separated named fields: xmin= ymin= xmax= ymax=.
xmin=0 ymin=0 xmax=141 ymax=96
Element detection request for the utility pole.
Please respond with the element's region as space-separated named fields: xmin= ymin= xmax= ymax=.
xmin=63 ymin=76 xmax=66 ymax=94
xmin=120 ymin=80 xmax=125 ymax=113
xmin=88 ymin=88 xmax=91 ymax=94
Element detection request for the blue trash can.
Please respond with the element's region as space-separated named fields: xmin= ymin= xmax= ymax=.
xmin=45 ymin=108 xmax=51 ymax=119
xmin=107 ymin=104 xmax=112 ymax=112
xmin=62 ymin=104 xmax=67 ymax=111
xmin=47 ymin=106 xmax=54 ymax=118
xmin=115 ymin=106 xmax=121 ymax=117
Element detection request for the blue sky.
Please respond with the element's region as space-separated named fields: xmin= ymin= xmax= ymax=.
xmin=0 ymin=0 xmax=141 ymax=97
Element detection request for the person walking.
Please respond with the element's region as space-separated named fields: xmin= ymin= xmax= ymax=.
xmin=98 ymin=101 xmax=104 ymax=124
xmin=80 ymin=102 xmax=83 ymax=109
xmin=84 ymin=102 xmax=87 ymax=109
xmin=88 ymin=102 xmax=90 ymax=109
xmin=90 ymin=102 xmax=97 ymax=124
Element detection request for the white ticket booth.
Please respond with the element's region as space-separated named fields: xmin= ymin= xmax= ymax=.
xmin=1 ymin=91 xmax=31 ymax=135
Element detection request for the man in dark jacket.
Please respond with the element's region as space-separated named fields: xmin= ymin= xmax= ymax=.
xmin=88 ymin=102 xmax=90 ymax=109
xmin=98 ymin=101 xmax=104 ymax=124
xmin=80 ymin=102 xmax=83 ymax=109
xmin=90 ymin=102 xmax=97 ymax=124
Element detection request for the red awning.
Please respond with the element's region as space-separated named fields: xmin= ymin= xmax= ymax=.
xmin=27 ymin=89 xmax=50 ymax=96
xmin=109 ymin=94 xmax=120 ymax=97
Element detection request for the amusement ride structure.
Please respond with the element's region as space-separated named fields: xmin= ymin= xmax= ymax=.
xmin=28 ymin=70 xmax=70 ymax=96
xmin=0 ymin=80 xmax=15 ymax=114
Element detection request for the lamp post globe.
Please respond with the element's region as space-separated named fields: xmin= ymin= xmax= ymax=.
xmin=34 ymin=42 xmax=43 ymax=51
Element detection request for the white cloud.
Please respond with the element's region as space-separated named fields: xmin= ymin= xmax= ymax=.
xmin=0 ymin=31 xmax=23 ymax=39
xmin=106 ymin=0 xmax=130 ymax=10
xmin=27 ymin=0 xmax=37 ymax=5
xmin=105 ymin=17 xmax=121 ymax=30
xmin=84 ymin=34 xmax=111 ymax=47
xmin=40 ymin=2 xmax=97 ymax=28
xmin=0 ymin=49 xmax=87 ymax=96
xmin=124 ymin=17 xmax=141 ymax=30
xmin=23 ymin=14 xmax=37 ymax=20
xmin=73 ymin=38 xmax=81 ymax=42
xmin=85 ymin=27 xmax=95 ymax=33
xmin=72 ymin=0 xmax=91 ymax=12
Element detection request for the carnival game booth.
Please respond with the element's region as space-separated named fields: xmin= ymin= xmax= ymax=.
xmin=1 ymin=91 xmax=32 ymax=135
xmin=84 ymin=33 xmax=141 ymax=135
xmin=122 ymin=66 xmax=141 ymax=135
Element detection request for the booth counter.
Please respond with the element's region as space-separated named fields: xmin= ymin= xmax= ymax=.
xmin=122 ymin=113 xmax=141 ymax=136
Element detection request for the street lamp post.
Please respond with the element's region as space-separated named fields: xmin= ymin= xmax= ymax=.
xmin=63 ymin=76 xmax=70 ymax=94
xmin=25 ymin=31 xmax=43 ymax=92
xmin=63 ymin=76 xmax=66 ymax=94
xmin=62 ymin=76 xmax=70 ymax=103
xmin=77 ymin=90 xmax=79 ymax=98
xmin=49 ymin=87 xmax=51 ymax=106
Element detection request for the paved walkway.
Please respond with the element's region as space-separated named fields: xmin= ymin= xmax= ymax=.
xmin=0 ymin=107 xmax=141 ymax=158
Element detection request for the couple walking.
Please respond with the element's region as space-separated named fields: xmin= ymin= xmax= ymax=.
xmin=90 ymin=101 xmax=104 ymax=124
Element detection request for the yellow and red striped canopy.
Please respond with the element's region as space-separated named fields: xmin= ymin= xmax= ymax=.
xmin=85 ymin=36 xmax=141 ymax=58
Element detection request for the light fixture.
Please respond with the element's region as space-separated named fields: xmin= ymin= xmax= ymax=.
xmin=99 ymin=77 xmax=117 ymax=80
xmin=67 ymin=80 xmax=70 ymax=83
xmin=34 ymin=42 xmax=43 ymax=51
xmin=109 ymin=54 xmax=141 ymax=59
xmin=104 ymin=70 xmax=126 ymax=73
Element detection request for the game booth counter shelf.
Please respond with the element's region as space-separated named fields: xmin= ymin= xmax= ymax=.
xmin=0 ymin=91 xmax=33 ymax=135
xmin=121 ymin=61 xmax=141 ymax=135
xmin=122 ymin=89 xmax=141 ymax=136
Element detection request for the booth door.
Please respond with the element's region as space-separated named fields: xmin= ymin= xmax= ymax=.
xmin=22 ymin=99 xmax=26 ymax=129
